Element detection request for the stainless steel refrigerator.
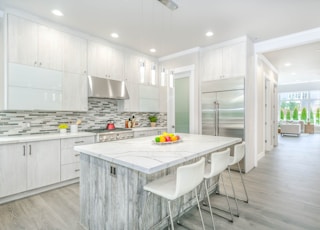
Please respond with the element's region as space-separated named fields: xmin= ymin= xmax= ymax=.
xmin=201 ymin=77 xmax=245 ymax=140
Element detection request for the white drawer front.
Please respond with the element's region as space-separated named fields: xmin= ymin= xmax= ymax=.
xmin=61 ymin=163 xmax=80 ymax=181
xmin=61 ymin=149 xmax=80 ymax=164
xmin=61 ymin=136 xmax=94 ymax=149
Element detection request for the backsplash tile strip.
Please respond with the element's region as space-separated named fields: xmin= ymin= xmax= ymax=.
xmin=0 ymin=98 xmax=167 ymax=136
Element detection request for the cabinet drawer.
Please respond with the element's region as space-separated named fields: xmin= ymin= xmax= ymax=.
xmin=61 ymin=149 xmax=80 ymax=164
xmin=61 ymin=163 xmax=80 ymax=181
xmin=61 ymin=136 xmax=94 ymax=149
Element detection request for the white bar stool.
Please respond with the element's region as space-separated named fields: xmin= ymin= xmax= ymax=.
xmin=142 ymin=157 xmax=206 ymax=230
xmin=202 ymin=148 xmax=234 ymax=226
xmin=227 ymin=142 xmax=249 ymax=217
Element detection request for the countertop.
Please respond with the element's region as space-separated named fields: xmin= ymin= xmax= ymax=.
xmin=75 ymin=133 xmax=241 ymax=174
xmin=0 ymin=132 xmax=96 ymax=145
xmin=129 ymin=126 xmax=167 ymax=131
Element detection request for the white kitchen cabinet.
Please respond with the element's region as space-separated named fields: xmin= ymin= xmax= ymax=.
xmin=27 ymin=140 xmax=61 ymax=190
xmin=61 ymin=73 xmax=88 ymax=111
xmin=8 ymin=14 xmax=63 ymax=71
xmin=7 ymin=63 xmax=63 ymax=110
xmin=124 ymin=53 xmax=141 ymax=83
xmin=139 ymin=85 xmax=159 ymax=112
xmin=222 ymin=42 xmax=246 ymax=78
xmin=88 ymin=41 xmax=124 ymax=80
xmin=0 ymin=140 xmax=60 ymax=198
xmin=63 ymin=33 xmax=87 ymax=75
xmin=201 ymin=41 xmax=246 ymax=81
xmin=121 ymin=82 xmax=139 ymax=112
xmin=60 ymin=136 xmax=94 ymax=181
xmin=0 ymin=143 xmax=27 ymax=197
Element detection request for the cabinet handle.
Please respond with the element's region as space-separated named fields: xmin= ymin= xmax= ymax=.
xmin=74 ymin=153 xmax=80 ymax=157
xmin=29 ymin=145 xmax=32 ymax=155
xmin=75 ymin=169 xmax=80 ymax=172
xmin=39 ymin=62 xmax=42 ymax=66
xmin=74 ymin=141 xmax=84 ymax=144
xmin=23 ymin=145 xmax=26 ymax=156
xmin=34 ymin=61 xmax=37 ymax=66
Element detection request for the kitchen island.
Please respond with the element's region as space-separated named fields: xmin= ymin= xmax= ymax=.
xmin=75 ymin=133 xmax=241 ymax=230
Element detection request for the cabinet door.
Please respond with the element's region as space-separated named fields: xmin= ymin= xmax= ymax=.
xmin=222 ymin=42 xmax=246 ymax=78
xmin=88 ymin=41 xmax=108 ymax=77
xmin=109 ymin=47 xmax=125 ymax=80
xmin=61 ymin=73 xmax=88 ymax=111
xmin=0 ymin=143 xmax=27 ymax=197
xmin=124 ymin=53 xmax=140 ymax=83
xmin=38 ymin=25 xmax=64 ymax=71
xmin=123 ymin=82 xmax=139 ymax=111
xmin=200 ymin=48 xmax=222 ymax=81
xmin=7 ymin=14 xmax=38 ymax=66
xmin=63 ymin=33 xmax=87 ymax=74
xmin=27 ymin=140 xmax=60 ymax=190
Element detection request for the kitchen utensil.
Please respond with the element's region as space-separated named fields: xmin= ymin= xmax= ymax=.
xmin=106 ymin=120 xmax=115 ymax=130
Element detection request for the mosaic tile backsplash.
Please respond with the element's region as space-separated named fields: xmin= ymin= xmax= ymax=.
xmin=0 ymin=98 xmax=167 ymax=136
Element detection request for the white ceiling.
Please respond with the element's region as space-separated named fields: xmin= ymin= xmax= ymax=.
xmin=1 ymin=0 xmax=320 ymax=85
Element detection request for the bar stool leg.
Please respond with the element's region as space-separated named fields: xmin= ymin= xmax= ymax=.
xmin=238 ymin=162 xmax=249 ymax=203
xmin=227 ymin=167 xmax=240 ymax=217
xmin=204 ymin=179 xmax=216 ymax=230
xmin=168 ymin=200 xmax=175 ymax=230
xmin=195 ymin=187 xmax=206 ymax=230
xmin=220 ymin=174 xmax=234 ymax=222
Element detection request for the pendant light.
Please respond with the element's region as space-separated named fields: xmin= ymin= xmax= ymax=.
xmin=151 ymin=63 xmax=156 ymax=85
xmin=160 ymin=67 xmax=166 ymax=86
xmin=140 ymin=60 xmax=145 ymax=83
xmin=169 ymin=71 xmax=174 ymax=88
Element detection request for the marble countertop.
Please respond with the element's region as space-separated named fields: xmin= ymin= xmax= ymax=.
xmin=0 ymin=132 xmax=96 ymax=145
xmin=75 ymin=133 xmax=241 ymax=174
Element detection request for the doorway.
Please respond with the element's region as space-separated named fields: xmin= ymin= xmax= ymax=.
xmin=174 ymin=76 xmax=189 ymax=133
xmin=167 ymin=65 xmax=195 ymax=134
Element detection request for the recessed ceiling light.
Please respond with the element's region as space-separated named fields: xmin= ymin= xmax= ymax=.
xmin=150 ymin=48 xmax=156 ymax=53
xmin=52 ymin=9 xmax=63 ymax=17
xmin=110 ymin=33 xmax=119 ymax=38
xmin=284 ymin=62 xmax=292 ymax=67
xmin=206 ymin=31 xmax=214 ymax=37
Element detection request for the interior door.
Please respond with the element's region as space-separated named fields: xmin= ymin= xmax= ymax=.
xmin=174 ymin=77 xmax=190 ymax=133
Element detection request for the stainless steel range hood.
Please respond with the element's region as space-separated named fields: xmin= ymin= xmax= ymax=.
xmin=88 ymin=76 xmax=129 ymax=99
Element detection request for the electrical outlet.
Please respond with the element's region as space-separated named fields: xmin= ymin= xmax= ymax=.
xmin=110 ymin=166 xmax=117 ymax=177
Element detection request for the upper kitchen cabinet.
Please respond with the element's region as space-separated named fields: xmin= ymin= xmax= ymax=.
xmin=87 ymin=41 xmax=125 ymax=80
xmin=200 ymin=40 xmax=246 ymax=81
xmin=124 ymin=53 xmax=141 ymax=83
xmin=8 ymin=14 xmax=63 ymax=71
xmin=63 ymin=33 xmax=87 ymax=75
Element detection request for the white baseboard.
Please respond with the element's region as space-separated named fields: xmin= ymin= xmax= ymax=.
xmin=257 ymin=151 xmax=265 ymax=161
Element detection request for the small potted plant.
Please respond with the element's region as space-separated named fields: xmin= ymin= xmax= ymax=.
xmin=58 ymin=123 xmax=69 ymax=134
xmin=148 ymin=115 xmax=157 ymax=127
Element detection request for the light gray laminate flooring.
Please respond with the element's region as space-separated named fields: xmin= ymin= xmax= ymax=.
xmin=0 ymin=134 xmax=319 ymax=230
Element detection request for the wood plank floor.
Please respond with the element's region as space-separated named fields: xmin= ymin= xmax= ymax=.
xmin=0 ymin=134 xmax=319 ymax=230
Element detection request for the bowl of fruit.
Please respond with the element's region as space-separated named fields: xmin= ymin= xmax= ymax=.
xmin=153 ymin=132 xmax=181 ymax=145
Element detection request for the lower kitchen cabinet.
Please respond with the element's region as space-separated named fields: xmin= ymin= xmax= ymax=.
xmin=60 ymin=136 xmax=94 ymax=181
xmin=0 ymin=139 xmax=60 ymax=198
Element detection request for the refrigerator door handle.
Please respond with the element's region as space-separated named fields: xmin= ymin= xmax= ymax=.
xmin=216 ymin=102 xmax=220 ymax=136
xmin=214 ymin=101 xmax=218 ymax=136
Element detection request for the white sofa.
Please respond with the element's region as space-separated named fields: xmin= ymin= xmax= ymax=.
xmin=280 ymin=122 xmax=301 ymax=136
